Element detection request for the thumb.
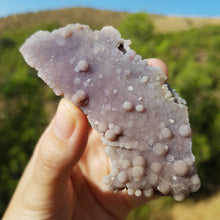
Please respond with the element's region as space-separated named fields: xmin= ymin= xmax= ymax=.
xmin=33 ymin=98 xmax=89 ymax=187
xmin=3 ymin=99 xmax=89 ymax=218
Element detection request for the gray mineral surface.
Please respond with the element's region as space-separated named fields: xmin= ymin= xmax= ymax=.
xmin=20 ymin=23 xmax=201 ymax=201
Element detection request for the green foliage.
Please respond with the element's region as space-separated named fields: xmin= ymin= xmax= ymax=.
xmin=127 ymin=205 xmax=150 ymax=220
xmin=119 ymin=13 xmax=154 ymax=50
xmin=0 ymin=38 xmax=15 ymax=49
xmin=0 ymin=23 xmax=60 ymax=217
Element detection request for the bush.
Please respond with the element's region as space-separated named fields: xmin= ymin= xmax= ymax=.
xmin=0 ymin=23 xmax=59 ymax=217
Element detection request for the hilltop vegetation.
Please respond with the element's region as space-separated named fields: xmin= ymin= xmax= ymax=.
xmin=0 ymin=8 xmax=220 ymax=219
xmin=1 ymin=7 xmax=220 ymax=33
xmin=0 ymin=7 xmax=127 ymax=33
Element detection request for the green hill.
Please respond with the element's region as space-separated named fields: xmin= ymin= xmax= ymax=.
xmin=0 ymin=7 xmax=127 ymax=33
xmin=1 ymin=7 xmax=220 ymax=33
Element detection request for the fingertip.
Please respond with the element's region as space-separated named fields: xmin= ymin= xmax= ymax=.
xmin=53 ymin=98 xmax=88 ymax=142
xmin=53 ymin=98 xmax=76 ymax=140
xmin=148 ymin=58 xmax=169 ymax=79
xmin=67 ymin=100 xmax=89 ymax=165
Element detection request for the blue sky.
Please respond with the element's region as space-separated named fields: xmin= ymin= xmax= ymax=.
xmin=0 ymin=0 xmax=220 ymax=18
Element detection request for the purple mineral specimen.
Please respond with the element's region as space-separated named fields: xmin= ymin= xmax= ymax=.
xmin=20 ymin=23 xmax=200 ymax=201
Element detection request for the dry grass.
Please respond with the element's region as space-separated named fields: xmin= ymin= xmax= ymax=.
xmin=1 ymin=7 xmax=220 ymax=34
xmin=152 ymin=15 xmax=220 ymax=33
xmin=127 ymin=193 xmax=220 ymax=220
xmin=170 ymin=193 xmax=220 ymax=220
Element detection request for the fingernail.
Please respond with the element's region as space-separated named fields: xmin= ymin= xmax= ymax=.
xmin=53 ymin=99 xmax=76 ymax=140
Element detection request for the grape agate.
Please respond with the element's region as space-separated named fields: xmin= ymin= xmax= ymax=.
xmin=20 ymin=23 xmax=200 ymax=201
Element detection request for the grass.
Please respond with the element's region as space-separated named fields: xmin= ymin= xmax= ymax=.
xmin=170 ymin=191 xmax=220 ymax=220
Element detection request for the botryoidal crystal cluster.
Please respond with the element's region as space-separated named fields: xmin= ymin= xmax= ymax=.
xmin=20 ymin=24 xmax=201 ymax=201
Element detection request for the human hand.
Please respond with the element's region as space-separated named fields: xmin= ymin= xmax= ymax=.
xmin=3 ymin=59 xmax=168 ymax=220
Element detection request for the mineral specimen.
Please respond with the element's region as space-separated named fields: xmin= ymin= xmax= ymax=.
xmin=20 ymin=23 xmax=200 ymax=201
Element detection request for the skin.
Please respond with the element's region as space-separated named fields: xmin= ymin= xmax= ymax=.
xmin=3 ymin=59 xmax=168 ymax=220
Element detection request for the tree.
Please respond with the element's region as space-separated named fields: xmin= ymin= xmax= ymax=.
xmin=119 ymin=13 xmax=154 ymax=49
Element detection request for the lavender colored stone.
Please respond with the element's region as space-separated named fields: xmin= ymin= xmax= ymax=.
xmin=20 ymin=23 xmax=200 ymax=201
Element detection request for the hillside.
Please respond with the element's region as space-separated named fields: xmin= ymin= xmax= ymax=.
xmin=1 ymin=7 xmax=220 ymax=33
xmin=0 ymin=8 xmax=127 ymax=33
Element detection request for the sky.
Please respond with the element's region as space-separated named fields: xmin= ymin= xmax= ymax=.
xmin=0 ymin=0 xmax=220 ymax=18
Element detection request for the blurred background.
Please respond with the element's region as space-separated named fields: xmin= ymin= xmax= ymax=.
xmin=0 ymin=0 xmax=220 ymax=219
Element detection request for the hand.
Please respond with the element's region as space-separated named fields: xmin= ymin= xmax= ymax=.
xmin=3 ymin=59 xmax=168 ymax=220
